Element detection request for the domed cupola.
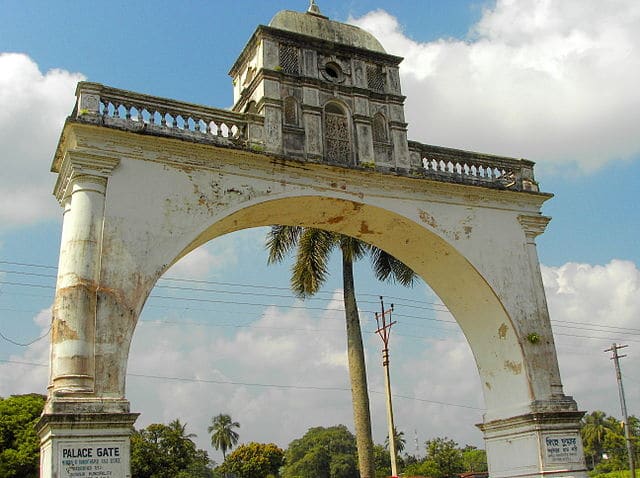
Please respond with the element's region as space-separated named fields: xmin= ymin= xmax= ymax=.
xmin=229 ymin=1 xmax=410 ymax=171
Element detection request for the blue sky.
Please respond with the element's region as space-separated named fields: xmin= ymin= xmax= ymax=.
xmin=1 ymin=0 xmax=639 ymax=461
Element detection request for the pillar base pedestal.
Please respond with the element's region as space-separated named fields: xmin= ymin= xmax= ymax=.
xmin=36 ymin=412 xmax=139 ymax=478
xmin=478 ymin=410 xmax=588 ymax=478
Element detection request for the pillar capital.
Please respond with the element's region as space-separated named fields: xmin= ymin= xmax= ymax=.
xmin=518 ymin=214 xmax=551 ymax=242
xmin=54 ymin=151 xmax=120 ymax=204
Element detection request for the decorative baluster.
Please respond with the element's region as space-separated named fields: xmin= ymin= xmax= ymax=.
xmin=161 ymin=112 xmax=168 ymax=127
xmin=125 ymin=104 xmax=132 ymax=120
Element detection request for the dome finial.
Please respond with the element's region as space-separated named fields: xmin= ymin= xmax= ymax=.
xmin=307 ymin=0 xmax=323 ymax=16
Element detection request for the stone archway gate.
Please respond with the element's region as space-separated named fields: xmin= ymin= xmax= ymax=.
xmin=38 ymin=8 xmax=587 ymax=478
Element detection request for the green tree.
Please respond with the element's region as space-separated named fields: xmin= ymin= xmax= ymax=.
xmin=208 ymin=414 xmax=240 ymax=461
xmin=384 ymin=426 xmax=406 ymax=455
xmin=461 ymin=446 xmax=488 ymax=473
xmin=266 ymin=226 xmax=417 ymax=478
xmin=373 ymin=444 xmax=391 ymax=478
xmin=0 ymin=393 xmax=46 ymax=478
xmin=130 ymin=421 xmax=214 ymax=478
xmin=218 ymin=442 xmax=284 ymax=478
xmin=282 ymin=425 xmax=359 ymax=478
xmin=424 ymin=437 xmax=464 ymax=478
xmin=581 ymin=411 xmax=616 ymax=469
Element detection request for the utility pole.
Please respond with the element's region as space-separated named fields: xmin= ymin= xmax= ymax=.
xmin=605 ymin=343 xmax=636 ymax=478
xmin=375 ymin=296 xmax=398 ymax=477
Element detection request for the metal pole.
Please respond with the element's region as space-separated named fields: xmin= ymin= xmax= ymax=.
xmin=605 ymin=343 xmax=636 ymax=478
xmin=383 ymin=346 xmax=398 ymax=477
xmin=375 ymin=297 xmax=398 ymax=477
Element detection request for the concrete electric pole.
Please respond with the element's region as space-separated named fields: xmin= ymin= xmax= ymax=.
xmin=375 ymin=296 xmax=398 ymax=477
xmin=604 ymin=343 xmax=636 ymax=478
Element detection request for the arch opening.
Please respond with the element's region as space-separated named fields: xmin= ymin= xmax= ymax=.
xmin=132 ymin=194 xmax=531 ymax=420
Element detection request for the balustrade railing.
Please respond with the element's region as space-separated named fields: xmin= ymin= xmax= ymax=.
xmin=70 ymin=82 xmax=540 ymax=192
xmin=408 ymin=141 xmax=539 ymax=192
xmin=73 ymin=82 xmax=247 ymax=142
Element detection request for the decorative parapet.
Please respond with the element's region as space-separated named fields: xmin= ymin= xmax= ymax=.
xmin=65 ymin=82 xmax=546 ymax=194
xmin=72 ymin=82 xmax=252 ymax=146
xmin=408 ymin=141 xmax=540 ymax=192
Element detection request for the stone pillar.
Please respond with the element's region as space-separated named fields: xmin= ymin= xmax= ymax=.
xmin=302 ymin=86 xmax=322 ymax=160
xmin=354 ymin=114 xmax=374 ymax=165
xmin=388 ymin=102 xmax=410 ymax=171
xmin=477 ymin=214 xmax=588 ymax=478
xmin=37 ymin=412 xmax=138 ymax=478
xmin=48 ymin=153 xmax=118 ymax=399
xmin=41 ymin=153 xmax=136 ymax=478
xmin=518 ymin=214 xmax=565 ymax=398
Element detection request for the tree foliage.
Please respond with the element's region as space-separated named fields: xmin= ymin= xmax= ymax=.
xmin=0 ymin=393 xmax=45 ymax=478
xmin=580 ymin=410 xmax=639 ymax=473
xmin=461 ymin=446 xmax=488 ymax=473
xmin=209 ymin=413 xmax=240 ymax=460
xmin=218 ymin=442 xmax=284 ymax=478
xmin=282 ymin=425 xmax=359 ymax=478
xmin=402 ymin=438 xmax=484 ymax=478
xmin=130 ymin=420 xmax=215 ymax=478
xmin=373 ymin=444 xmax=391 ymax=478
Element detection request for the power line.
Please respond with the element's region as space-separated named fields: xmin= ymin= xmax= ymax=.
xmin=2 ymin=261 xmax=639 ymax=341
xmin=0 ymin=358 xmax=483 ymax=411
xmin=0 ymin=261 xmax=451 ymax=311
xmin=0 ymin=326 xmax=51 ymax=346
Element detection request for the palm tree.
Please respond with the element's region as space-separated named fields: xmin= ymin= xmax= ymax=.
xmin=208 ymin=413 xmax=240 ymax=461
xmin=266 ymin=225 xmax=417 ymax=478
xmin=168 ymin=419 xmax=196 ymax=441
xmin=581 ymin=411 xmax=614 ymax=468
xmin=385 ymin=427 xmax=406 ymax=455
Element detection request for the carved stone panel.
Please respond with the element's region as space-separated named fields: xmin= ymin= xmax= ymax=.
xmin=324 ymin=109 xmax=352 ymax=165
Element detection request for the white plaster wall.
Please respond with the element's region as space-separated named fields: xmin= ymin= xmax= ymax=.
xmin=58 ymin=125 xmax=566 ymax=422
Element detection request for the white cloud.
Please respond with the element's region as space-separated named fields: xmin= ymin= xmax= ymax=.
xmin=127 ymin=297 xmax=354 ymax=459
xmin=3 ymin=260 xmax=638 ymax=460
xmin=0 ymin=53 xmax=84 ymax=229
xmin=0 ymin=307 xmax=51 ymax=396
xmin=166 ymin=227 xmax=268 ymax=280
xmin=124 ymin=259 xmax=640 ymax=457
xmin=542 ymin=260 xmax=640 ymax=416
xmin=167 ymin=244 xmax=230 ymax=280
xmin=350 ymin=0 xmax=640 ymax=171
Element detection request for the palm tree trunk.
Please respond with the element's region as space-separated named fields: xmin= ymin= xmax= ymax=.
xmin=342 ymin=248 xmax=375 ymax=478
